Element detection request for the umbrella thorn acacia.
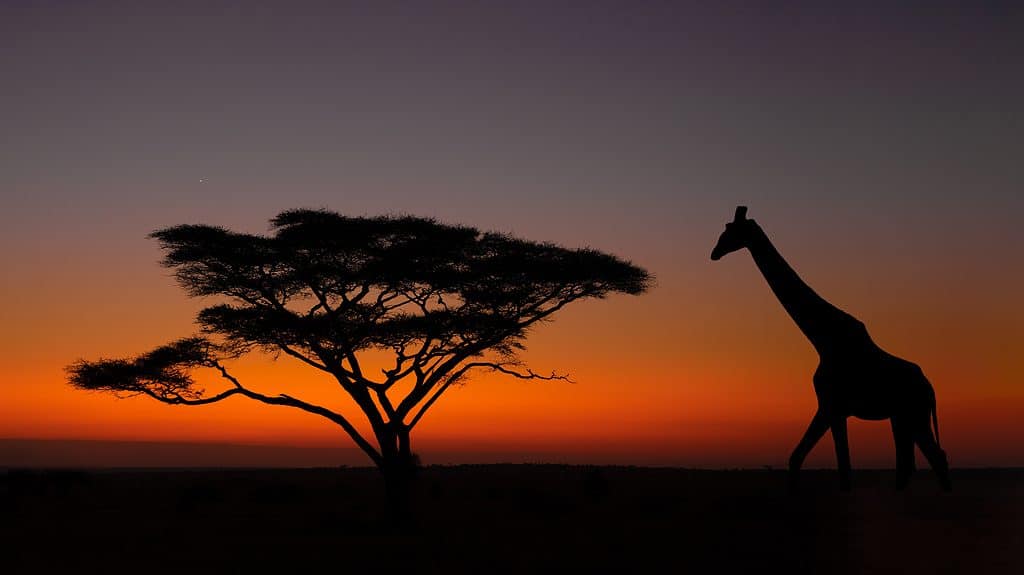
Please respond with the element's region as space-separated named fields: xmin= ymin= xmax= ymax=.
xmin=67 ymin=209 xmax=652 ymax=514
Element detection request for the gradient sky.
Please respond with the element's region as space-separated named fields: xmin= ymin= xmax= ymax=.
xmin=2 ymin=1 xmax=1022 ymax=467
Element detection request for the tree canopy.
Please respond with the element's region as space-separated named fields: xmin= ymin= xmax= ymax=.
xmin=68 ymin=209 xmax=651 ymax=473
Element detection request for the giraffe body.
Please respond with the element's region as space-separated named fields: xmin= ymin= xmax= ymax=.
xmin=711 ymin=206 xmax=951 ymax=491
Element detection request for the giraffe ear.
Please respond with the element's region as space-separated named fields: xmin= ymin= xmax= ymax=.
xmin=734 ymin=206 xmax=748 ymax=222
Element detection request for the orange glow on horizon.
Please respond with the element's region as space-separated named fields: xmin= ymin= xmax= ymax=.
xmin=4 ymin=307 xmax=1021 ymax=468
xmin=2 ymin=210 xmax=1021 ymax=469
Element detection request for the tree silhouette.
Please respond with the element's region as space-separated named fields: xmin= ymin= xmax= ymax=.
xmin=67 ymin=209 xmax=651 ymax=516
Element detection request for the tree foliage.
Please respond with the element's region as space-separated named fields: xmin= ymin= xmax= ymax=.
xmin=68 ymin=209 xmax=651 ymax=471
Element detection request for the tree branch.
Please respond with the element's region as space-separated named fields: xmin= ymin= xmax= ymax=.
xmin=141 ymin=362 xmax=383 ymax=466
xmin=275 ymin=342 xmax=331 ymax=372
xmin=138 ymin=387 xmax=242 ymax=406
xmin=406 ymin=361 xmax=570 ymax=429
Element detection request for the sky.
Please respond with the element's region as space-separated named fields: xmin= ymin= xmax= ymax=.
xmin=1 ymin=0 xmax=1022 ymax=468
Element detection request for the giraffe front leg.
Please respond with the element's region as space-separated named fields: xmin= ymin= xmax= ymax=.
xmin=891 ymin=417 xmax=915 ymax=490
xmin=831 ymin=416 xmax=852 ymax=491
xmin=788 ymin=409 xmax=830 ymax=492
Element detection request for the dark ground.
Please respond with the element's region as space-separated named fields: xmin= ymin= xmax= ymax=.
xmin=2 ymin=465 xmax=1020 ymax=574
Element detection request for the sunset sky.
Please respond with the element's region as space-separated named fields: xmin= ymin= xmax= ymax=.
xmin=2 ymin=1 xmax=1021 ymax=468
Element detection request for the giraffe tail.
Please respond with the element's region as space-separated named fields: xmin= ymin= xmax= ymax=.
xmin=930 ymin=389 xmax=942 ymax=448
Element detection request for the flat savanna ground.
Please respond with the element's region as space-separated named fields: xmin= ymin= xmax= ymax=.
xmin=2 ymin=466 xmax=1020 ymax=574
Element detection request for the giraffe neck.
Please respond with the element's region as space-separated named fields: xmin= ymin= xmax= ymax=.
xmin=745 ymin=223 xmax=857 ymax=353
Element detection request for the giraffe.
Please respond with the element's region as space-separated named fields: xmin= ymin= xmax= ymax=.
xmin=710 ymin=206 xmax=951 ymax=491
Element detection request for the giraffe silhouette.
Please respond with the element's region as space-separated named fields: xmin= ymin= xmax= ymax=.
xmin=711 ymin=206 xmax=951 ymax=491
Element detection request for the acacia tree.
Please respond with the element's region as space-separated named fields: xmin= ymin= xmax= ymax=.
xmin=67 ymin=209 xmax=650 ymax=510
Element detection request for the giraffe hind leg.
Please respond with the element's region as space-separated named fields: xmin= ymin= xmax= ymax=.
xmin=913 ymin=417 xmax=952 ymax=491
xmin=831 ymin=416 xmax=852 ymax=491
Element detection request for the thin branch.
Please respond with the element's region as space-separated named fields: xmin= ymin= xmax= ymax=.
xmin=516 ymin=288 xmax=588 ymax=328
xmin=395 ymin=348 xmax=474 ymax=417
xmin=211 ymin=362 xmax=243 ymax=388
xmin=406 ymin=361 xmax=570 ymax=430
xmin=307 ymin=284 xmax=333 ymax=317
xmin=470 ymin=363 xmax=573 ymax=383
xmin=347 ymin=283 xmax=371 ymax=306
xmin=139 ymin=387 xmax=241 ymax=406
xmin=276 ymin=342 xmax=332 ymax=372
xmin=381 ymin=334 xmax=437 ymax=389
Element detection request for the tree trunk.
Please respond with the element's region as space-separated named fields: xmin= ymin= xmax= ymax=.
xmin=379 ymin=428 xmax=418 ymax=528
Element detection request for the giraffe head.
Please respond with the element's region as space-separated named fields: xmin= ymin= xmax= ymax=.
xmin=710 ymin=206 xmax=753 ymax=261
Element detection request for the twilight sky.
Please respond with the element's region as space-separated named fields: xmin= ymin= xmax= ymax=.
xmin=1 ymin=1 xmax=1022 ymax=467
